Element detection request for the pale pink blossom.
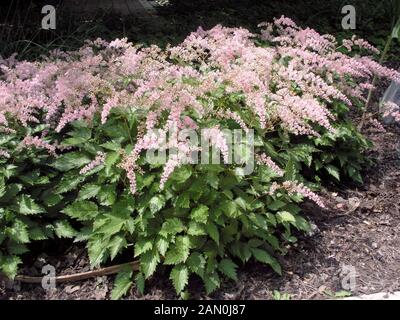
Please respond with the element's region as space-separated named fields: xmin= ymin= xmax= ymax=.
xmin=1 ymin=16 xmax=399 ymax=198
xmin=20 ymin=136 xmax=57 ymax=156
xmin=368 ymin=118 xmax=386 ymax=133
xmin=203 ymin=127 xmax=230 ymax=163
xmin=0 ymin=149 xmax=10 ymax=158
xmin=256 ymin=153 xmax=284 ymax=176
xmin=269 ymin=180 xmax=325 ymax=208
xmin=383 ymin=102 xmax=400 ymax=122
xmin=282 ymin=181 xmax=325 ymax=208
xmin=79 ymin=152 xmax=106 ymax=174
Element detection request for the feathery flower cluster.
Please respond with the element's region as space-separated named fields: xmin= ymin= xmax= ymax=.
xmin=269 ymin=180 xmax=325 ymax=208
xmin=202 ymin=127 xmax=230 ymax=164
xmin=283 ymin=181 xmax=325 ymax=208
xmin=367 ymin=118 xmax=386 ymax=133
xmin=217 ymin=110 xmax=249 ymax=132
xmin=256 ymin=153 xmax=284 ymax=176
xmin=342 ymin=35 xmax=380 ymax=54
xmin=383 ymin=102 xmax=400 ymax=122
xmin=1 ymin=16 xmax=399 ymax=193
xmin=79 ymin=152 xmax=106 ymax=174
xmin=160 ymin=154 xmax=181 ymax=190
xmin=0 ymin=149 xmax=10 ymax=158
xmin=20 ymin=136 xmax=57 ymax=156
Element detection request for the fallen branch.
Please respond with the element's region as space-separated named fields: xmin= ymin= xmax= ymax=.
xmin=13 ymin=261 xmax=139 ymax=284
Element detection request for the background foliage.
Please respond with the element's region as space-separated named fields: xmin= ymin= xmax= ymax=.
xmin=0 ymin=0 xmax=399 ymax=60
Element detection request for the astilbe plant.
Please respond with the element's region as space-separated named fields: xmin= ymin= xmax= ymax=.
xmin=1 ymin=16 xmax=399 ymax=297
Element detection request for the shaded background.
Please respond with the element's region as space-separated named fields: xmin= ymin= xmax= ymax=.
xmin=0 ymin=0 xmax=399 ymax=60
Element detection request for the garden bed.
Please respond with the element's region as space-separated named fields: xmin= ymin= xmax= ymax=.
xmin=1 ymin=108 xmax=399 ymax=300
xmin=1 ymin=10 xmax=399 ymax=300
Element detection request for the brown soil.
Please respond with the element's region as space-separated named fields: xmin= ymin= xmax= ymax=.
xmin=1 ymin=76 xmax=399 ymax=301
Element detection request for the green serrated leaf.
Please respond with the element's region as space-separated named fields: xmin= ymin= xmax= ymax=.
xmin=62 ymin=200 xmax=98 ymax=221
xmin=7 ymin=242 xmax=29 ymax=255
xmin=187 ymin=252 xmax=206 ymax=276
xmin=187 ymin=221 xmax=206 ymax=236
xmin=326 ymin=165 xmax=340 ymax=180
xmin=221 ymin=201 xmax=239 ymax=218
xmin=277 ymin=211 xmax=296 ymax=224
xmin=78 ymin=184 xmax=101 ymax=200
xmin=205 ymin=223 xmax=219 ymax=245
xmin=135 ymin=272 xmax=145 ymax=295
xmin=97 ymin=185 xmax=117 ymax=206
xmin=16 ymin=195 xmax=45 ymax=215
xmin=7 ymin=220 xmax=30 ymax=243
xmin=234 ymin=197 xmax=248 ymax=210
xmin=108 ymin=235 xmax=127 ymax=260
xmin=51 ymin=152 xmax=91 ymax=171
xmin=169 ymin=166 xmax=192 ymax=184
xmin=251 ymin=248 xmax=282 ymax=275
xmin=54 ymin=220 xmax=76 ymax=238
xmin=174 ymin=193 xmax=190 ymax=208
xmin=100 ymin=141 xmax=122 ymax=151
xmin=29 ymin=227 xmax=47 ymax=241
xmin=134 ymin=239 xmax=153 ymax=257
xmin=155 ymin=237 xmax=169 ymax=256
xmin=0 ymin=183 xmax=22 ymax=202
xmin=190 ymin=205 xmax=209 ymax=224
xmin=159 ymin=218 xmax=184 ymax=237
xmin=111 ymin=267 xmax=133 ymax=300
xmin=87 ymin=236 xmax=108 ymax=267
xmin=55 ymin=173 xmax=85 ymax=194
xmin=164 ymin=236 xmax=190 ymax=265
xmin=43 ymin=193 xmax=63 ymax=207
xmin=61 ymin=136 xmax=89 ymax=146
xmin=284 ymin=157 xmax=297 ymax=181
xmin=0 ymin=255 xmax=22 ymax=279
xmin=268 ymin=199 xmax=286 ymax=211
xmin=294 ymin=216 xmax=311 ymax=232
xmin=218 ymin=259 xmax=238 ymax=281
xmin=19 ymin=170 xmax=50 ymax=186
xmin=140 ymin=249 xmax=160 ymax=279
xmin=66 ymin=125 xmax=91 ymax=141
xmin=149 ymin=195 xmax=165 ymax=214
xmin=170 ymin=264 xmax=189 ymax=294
xmin=105 ymin=151 xmax=120 ymax=167
xmin=202 ymin=272 xmax=220 ymax=294
xmin=95 ymin=213 xmax=125 ymax=236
